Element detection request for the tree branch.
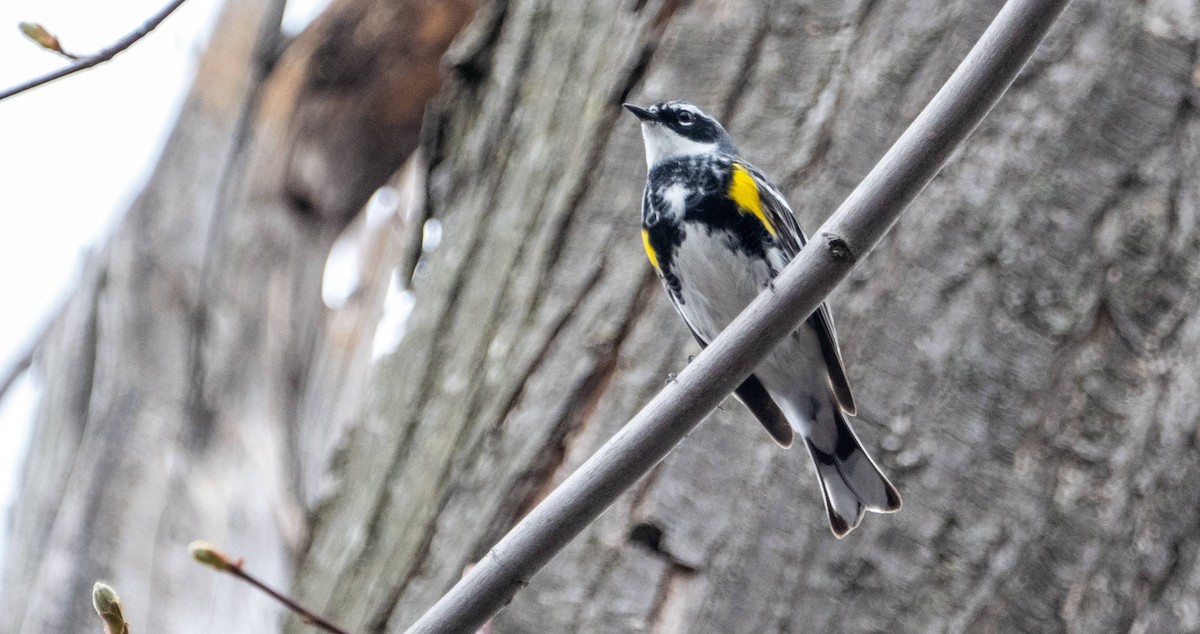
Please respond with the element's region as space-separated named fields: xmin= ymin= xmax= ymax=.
xmin=0 ymin=345 xmax=35 ymax=404
xmin=0 ymin=0 xmax=188 ymax=103
xmin=0 ymin=316 xmax=53 ymax=403
xmin=404 ymin=0 xmax=1072 ymax=631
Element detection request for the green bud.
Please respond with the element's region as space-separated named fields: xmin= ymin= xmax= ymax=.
xmin=17 ymin=21 xmax=76 ymax=59
xmin=189 ymin=540 xmax=237 ymax=572
xmin=92 ymin=582 xmax=130 ymax=634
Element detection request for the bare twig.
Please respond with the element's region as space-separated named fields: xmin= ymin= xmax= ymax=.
xmin=0 ymin=0 xmax=188 ymax=102
xmin=404 ymin=0 xmax=1072 ymax=631
xmin=0 ymin=348 xmax=35 ymax=404
xmin=225 ymin=567 xmax=349 ymax=634
xmin=0 ymin=317 xmax=54 ymax=403
xmin=189 ymin=542 xmax=349 ymax=634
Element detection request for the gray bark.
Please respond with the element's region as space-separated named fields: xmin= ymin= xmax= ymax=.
xmin=2 ymin=2 xmax=296 ymax=630
xmin=5 ymin=0 xmax=1197 ymax=631
xmin=291 ymin=0 xmax=1200 ymax=633
xmin=0 ymin=0 xmax=473 ymax=631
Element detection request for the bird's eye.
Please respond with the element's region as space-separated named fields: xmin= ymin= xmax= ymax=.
xmin=677 ymin=110 xmax=694 ymax=125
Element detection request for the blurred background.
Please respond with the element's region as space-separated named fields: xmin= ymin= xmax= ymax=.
xmin=0 ymin=0 xmax=329 ymax=557
xmin=1 ymin=0 xmax=1197 ymax=632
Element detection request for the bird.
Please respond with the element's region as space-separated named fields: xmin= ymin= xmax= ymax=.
xmin=624 ymin=100 xmax=901 ymax=537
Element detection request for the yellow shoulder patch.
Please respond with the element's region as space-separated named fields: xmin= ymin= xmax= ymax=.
xmin=729 ymin=163 xmax=777 ymax=238
xmin=642 ymin=228 xmax=660 ymax=270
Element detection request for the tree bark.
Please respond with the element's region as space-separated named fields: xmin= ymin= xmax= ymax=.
xmin=6 ymin=0 xmax=1197 ymax=631
xmin=291 ymin=0 xmax=1200 ymax=633
xmin=0 ymin=0 xmax=474 ymax=631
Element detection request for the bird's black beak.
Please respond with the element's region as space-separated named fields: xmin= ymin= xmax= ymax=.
xmin=623 ymin=103 xmax=656 ymax=122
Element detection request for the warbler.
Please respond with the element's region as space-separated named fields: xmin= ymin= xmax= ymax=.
xmin=625 ymin=100 xmax=901 ymax=537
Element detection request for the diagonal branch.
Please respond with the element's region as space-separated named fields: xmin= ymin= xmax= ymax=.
xmin=0 ymin=0 xmax=188 ymax=103
xmin=404 ymin=0 xmax=1072 ymax=631
xmin=190 ymin=541 xmax=349 ymax=634
xmin=225 ymin=566 xmax=350 ymax=634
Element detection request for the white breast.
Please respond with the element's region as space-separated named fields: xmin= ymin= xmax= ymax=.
xmin=670 ymin=224 xmax=829 ymax=411
xmin=672 ymin=224 xmax=775 ymax=342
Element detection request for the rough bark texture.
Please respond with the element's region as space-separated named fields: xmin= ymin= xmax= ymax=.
xmin=0 ymin=0 xmax=475 ymax=631
xmin=6 ymin=0 xmax=1199 ymax=631
xmin=290 ymin=0 xmax=1200 ymax=632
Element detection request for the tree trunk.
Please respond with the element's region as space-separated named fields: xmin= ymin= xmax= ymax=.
xmin=7 ymin=0 xmax=1198 ymax=631
xmin=0 ymin=0 xmax=474 ymax=631
xmin=291 ymin=0 xmax=1200 ymax=632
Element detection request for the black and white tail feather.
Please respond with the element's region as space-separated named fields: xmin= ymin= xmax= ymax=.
xmin=626 ymin=99 xmax=902 ymax=537
xmin=797 ymin=400 xmax=902 ymax=537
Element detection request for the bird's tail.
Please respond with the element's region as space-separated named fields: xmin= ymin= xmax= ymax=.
xmin=802 ymin=407 xmax=902 ymax=538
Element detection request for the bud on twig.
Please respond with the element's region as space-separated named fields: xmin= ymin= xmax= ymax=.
xmin=188 ymin=540 xmax=239 ymax=572
xmin=188 ymin=540 xmax=348 ymax=634
xmin=2 ymin=0 xmax=188 ymax=102
xmin=92 ymin=582 xmax=130 ymax=634
xmin=18 ymin=22 xmax=78 ymax=59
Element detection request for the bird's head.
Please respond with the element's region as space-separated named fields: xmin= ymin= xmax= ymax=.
xmin=624 ymin=100 xmax=737 ymax=168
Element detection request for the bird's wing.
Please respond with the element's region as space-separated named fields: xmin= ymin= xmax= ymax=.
xmin=736 ymin=161 xmax=857 ymax=415
xmin=731 ymin=374 xmax=795 ymax=447
xmin=668 ymin=291 xmax=794 ymax=447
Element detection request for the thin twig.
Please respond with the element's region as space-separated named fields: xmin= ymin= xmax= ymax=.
xmin=226 ymin=567 xmax=349 ymax=634
xmin=404 ymin=0 xmax=1073 ymax=631
xmin=0 ymin=317 xmax=54 ymax=403
xmin=0 ymin=0 xmax=188 ymax=102
xmin=0 ymin=348 xmax=35 ymax=404
xmin=189 ymin=541 xmax=348 ymax=634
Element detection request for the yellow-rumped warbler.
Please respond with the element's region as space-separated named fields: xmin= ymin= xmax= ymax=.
xmin=625 ymin=100 xmax=901 ymax=537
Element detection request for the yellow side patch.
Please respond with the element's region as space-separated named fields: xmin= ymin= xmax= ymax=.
xmin=729 ymin=163 xmax=777 ymax=238
xmin=642 ymin=228 xmax=660 ymax=270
